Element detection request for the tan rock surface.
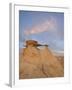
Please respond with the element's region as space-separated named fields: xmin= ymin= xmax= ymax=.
xmin=19 ymin=43 xmax=64 ymax=79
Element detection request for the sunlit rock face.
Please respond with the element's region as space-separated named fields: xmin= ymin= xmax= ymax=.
xmin=26 ymin=40 xmax=38 ymax=47
xmin=19 ymin=40 xmax=64 ymax=79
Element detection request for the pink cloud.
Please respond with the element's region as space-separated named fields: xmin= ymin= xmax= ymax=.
xmin=24 ymin=16 xmax=57 ymax=35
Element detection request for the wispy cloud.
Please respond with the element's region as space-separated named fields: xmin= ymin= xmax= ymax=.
xmin=24 ymin=16 xmax=57 ymax=35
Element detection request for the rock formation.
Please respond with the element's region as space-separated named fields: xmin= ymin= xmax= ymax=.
xmin=19 ymin=40 xmax=64 ymax=79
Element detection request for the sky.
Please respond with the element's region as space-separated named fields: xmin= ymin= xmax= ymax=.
xmin=19 ymin=10 xmax=64 ymax=52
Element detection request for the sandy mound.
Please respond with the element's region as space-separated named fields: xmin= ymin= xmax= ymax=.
xmin=19 ymin=46 xmax=64 ymax=79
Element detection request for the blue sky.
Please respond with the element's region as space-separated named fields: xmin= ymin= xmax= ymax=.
xmin=19 ymin=10 xmax=64 ymax=52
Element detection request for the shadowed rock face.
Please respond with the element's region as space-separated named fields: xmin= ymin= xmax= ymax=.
xmin=19 ymin=40 xmax=64 ymax=79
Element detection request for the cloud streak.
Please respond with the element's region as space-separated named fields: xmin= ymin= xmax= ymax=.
xmin=24 ymin=16 xmax=57 ymax=35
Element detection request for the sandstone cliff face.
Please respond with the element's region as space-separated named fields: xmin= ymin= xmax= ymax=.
xmin=40 ymin=47 xmax=64 ymax=77
xmin=19 ymin=46 xmax=64 ymax=79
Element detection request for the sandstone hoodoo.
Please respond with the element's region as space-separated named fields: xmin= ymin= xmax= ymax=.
xmin=19 ymin=40 xmax=64 ymax=79
xmin=25 ymin=40 xmax=48 ymax=47
xmin=26 ymin=40 xmax=38 ymax=47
